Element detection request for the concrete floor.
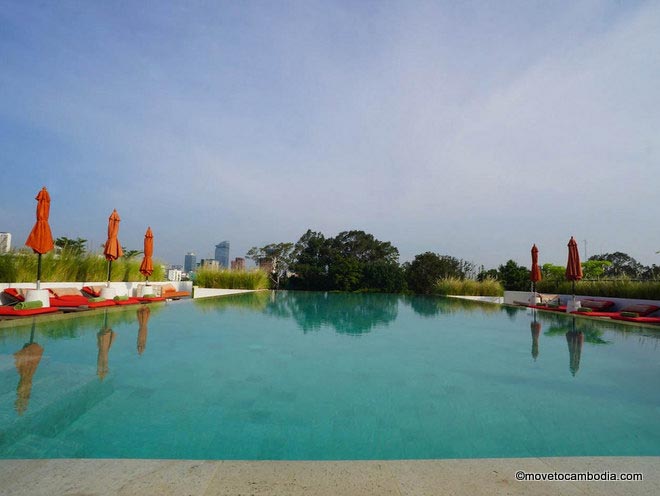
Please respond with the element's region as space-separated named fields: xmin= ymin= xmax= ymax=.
xmin=1 ymin=457 xmax=658 ymax=496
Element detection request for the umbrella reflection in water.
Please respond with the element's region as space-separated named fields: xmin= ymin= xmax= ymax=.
xmin=97 ymin=310 xmax=116 ymax=380
xmin=530 ymin=310 xmax=541 ymax=360
xmin=13 ymin=320 xmax=43 ymax=415
xmin=137 ymin=305 xmax=151 ymax=355
xmin=566 ymin=318 xmax=584 ymax=377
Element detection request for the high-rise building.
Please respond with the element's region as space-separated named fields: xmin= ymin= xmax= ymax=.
xmin=215 ymin=241 xmax=230 ymax=268
xmin=184 ymin=252 xmax=196 ymax=273
xmin=231 ymin=257 xmax=245 ymax=271
xmin=0 ymin=232 xmax=11 ymax=253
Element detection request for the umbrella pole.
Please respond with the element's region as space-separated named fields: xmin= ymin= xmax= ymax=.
xmin=36 ymin=253 xmax=42 ymax=290
xmin=107 ymin=260 xmax=112 ymax=287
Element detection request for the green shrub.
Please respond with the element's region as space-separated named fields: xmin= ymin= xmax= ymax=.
xmin=194 ymin=268 xmax=270 ymax=290
xmin=434 ymin=277 xmax=504 ymax=297
xmin=0 ymin=250 xmax=164 ymax=283
xmin=536 ymin=278 xmax=660 ymax=300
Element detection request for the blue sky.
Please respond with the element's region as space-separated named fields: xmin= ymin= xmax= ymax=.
xmin=1 ymin=0 xmax=658 ymax=269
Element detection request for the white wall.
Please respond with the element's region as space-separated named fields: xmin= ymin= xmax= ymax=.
xmin=192 ymin=287 xmax=262 ymax=299
xmin=504 ymin=290 xmax=660 ymax=310
xmin=1 ymin=280 xmax=193 ymax=297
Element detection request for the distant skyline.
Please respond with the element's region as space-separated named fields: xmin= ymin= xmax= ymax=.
xmin=2 ymin=1 xmax=659 ymax=269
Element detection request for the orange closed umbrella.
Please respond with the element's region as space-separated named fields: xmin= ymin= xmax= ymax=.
xmin=530 ymin=244 xmax=542 ymax=293
xmin=139 ymin=227 xmax=154 ymax=280
xmin=103 ymin=209 xmax=123 ymax=285
xmin=25 ymin=187 xmax=55 ymax=289
xmin=565 ymin=236 xmax=583 ymax=299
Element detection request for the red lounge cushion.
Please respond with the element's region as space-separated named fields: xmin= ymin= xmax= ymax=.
xmin=136 ymin=296 xmax=166 ymax=302
xmin=2 ymin=288 xmax=25 ymax=304
xmin=580 ymin=299 xmax=615 ymax=311
xmin=0 ymin=306 xmax=59 ymax=316
xmin=87 ymin=300 xmax=116 ymax=308
xmin=82 ymin=286 xmax=101 ymax=297
xmin=162 ymin=291 xmax=190 ymax=298
xmin=530 ymin=304 xmax=567 ymax=312
xmin=619 ymin=304 xmax=660 ymax=317
xmin=49 ymin=295 xmax=90 ymax=307
xmin=114 ymin=298 xmax=141 ymax=306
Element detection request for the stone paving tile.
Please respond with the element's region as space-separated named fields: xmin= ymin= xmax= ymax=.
xmin=203 ymin=461 xmax=401 ymax=496
xmin=1 ymin=458 xmax=659 ymax=496
xmin=538 ymin=457 xmax=660 ymax=496
xmin=389 ymin=458 xmax=586 ymax=496
xmin=0 ymin=459 xmax=219 ymax=496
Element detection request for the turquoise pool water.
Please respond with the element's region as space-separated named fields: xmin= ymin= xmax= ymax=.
xmin=1 ymin=291 xmax=659 ymax=460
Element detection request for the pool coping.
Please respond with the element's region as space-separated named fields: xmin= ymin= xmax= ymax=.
xmin=1 ymin=457 xmax=658 ymax=495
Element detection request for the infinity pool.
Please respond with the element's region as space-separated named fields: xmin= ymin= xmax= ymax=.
xmin=1 ymin=291 xmax=659 ymax=460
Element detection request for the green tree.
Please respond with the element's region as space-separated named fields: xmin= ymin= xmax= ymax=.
xmin=247 ymin=242 xmax=295 ymax=289
xmin=122 ymin=248 xmax=143 ymax=259
xmin=541 ymin=263 xmax=565 ymax=283
xmin=328 ymin=255 xmax=362 ymax=291
xmin=497 ymin=260 xmax=530 ymax=291
xmin=290 ymin=230 xmax=329 ymax=290
xmin=55 ymin=236 xmax=87 ymax=255
xmin=290 ymin=229 xmax=403 ymax=292
xmin=405 ymin=252 xmax=444 ymax=294
xmin=362 ymin=259 xmax=406 ymax=293
xmin=588 ymin=252 xmax=646 ymax=279
xmin=581 ymin=259 xmax=611 ymax=279
xmin=329 ymin=230 xmax=399 ymax=264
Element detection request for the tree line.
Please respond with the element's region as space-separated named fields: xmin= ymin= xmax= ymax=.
xmin=247 ymin=229 xmax=491 ymax=294
xmin=246 ymin=230 xmax=660 ymax=294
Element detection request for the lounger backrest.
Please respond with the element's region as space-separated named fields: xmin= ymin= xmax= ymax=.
xmin=620 ymin=304 xmax=660 ymax=317
xmin=2 ymin=288 xmax=25 ymax=305
xmin=48 ymin=287 xmax=83 ymax=297
xmin=580 ymin=299 xmax=615 ymax=311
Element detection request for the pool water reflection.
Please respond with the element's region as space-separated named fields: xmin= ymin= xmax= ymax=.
xmin=0 ymin=292 xmax=659 ymax=460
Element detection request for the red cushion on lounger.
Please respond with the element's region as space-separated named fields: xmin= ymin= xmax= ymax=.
xmin=114 ymin=297 xmax=141 ymax=306
xmin=136 ymin=296 xmax=166 ymax=302
xmin=2 ymin=288 xmax=25 ymax=304
xmin=49 ymin=295 xmax=91 ymax=307
xmin=619 ymin=304 xmax=660 ymax=316
xmin=87 ymin=300 xmax=116 ymax=308
xmin=81 ymin=286 xmax=101 ymax=297
xmin=0 ymin=306 xmax=59 ymax=316
xmin=579 ymin=299 xmax=615 ymax=311
xmin=530 ymin=304 xmax=567 ymax=312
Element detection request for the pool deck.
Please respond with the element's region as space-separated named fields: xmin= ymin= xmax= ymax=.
xmin=1 ymin=457 xmax=658 ymax=495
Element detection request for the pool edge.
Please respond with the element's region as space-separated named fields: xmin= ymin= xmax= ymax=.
xmin=1 ymin=456 xmax=658 ymax=495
